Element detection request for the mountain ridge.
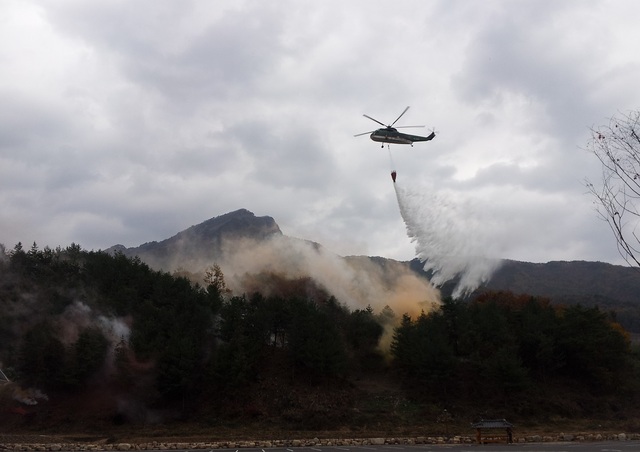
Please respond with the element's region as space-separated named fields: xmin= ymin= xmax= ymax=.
xmin=107 ymin=209 xmax=640 ymax=333
xmin=106 ymin=208 xmax=282 ymax=271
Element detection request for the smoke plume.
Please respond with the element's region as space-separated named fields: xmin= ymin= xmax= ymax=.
xmin=394 ymin=181 xmax=502 ymax=298
xmin=218 ymin=235 xmax=440 ymax=316
xmin=12 ymin=386 xmax=49 ymax=406
xmin=56 ymin=301 xmax=131 ymax=349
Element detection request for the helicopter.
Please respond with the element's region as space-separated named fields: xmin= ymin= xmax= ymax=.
xmin=354 ymin=106 xmax=435 ymax=147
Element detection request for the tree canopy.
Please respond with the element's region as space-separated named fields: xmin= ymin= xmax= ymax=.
xmin=1 ymin=245 xmax=639 ymax=427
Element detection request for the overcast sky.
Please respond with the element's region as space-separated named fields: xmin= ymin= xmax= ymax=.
xmin=2 ymin=0 xmax=640 ymax=265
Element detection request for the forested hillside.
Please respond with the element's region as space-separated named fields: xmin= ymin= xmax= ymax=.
xmin=2 ymin=243 xmax=640 ymax=434
xmin=411 ymin=258 xmax=640 ymax=336
xmin=108 ymin=209 xmax=640 ymax=337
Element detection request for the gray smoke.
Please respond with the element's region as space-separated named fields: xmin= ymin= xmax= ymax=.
xmin=56 ymin=301 xmax=131 ymax=347
xmin=12 ymin=386 xmax=49 ymax=405
xmin=218 ymin=235 xmax=440 ymax=314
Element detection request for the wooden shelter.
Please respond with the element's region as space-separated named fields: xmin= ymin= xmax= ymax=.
xmin=471 ymin=419 xmax=514 ymax=444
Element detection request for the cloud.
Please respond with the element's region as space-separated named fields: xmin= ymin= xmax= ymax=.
xmin=0 ymin=0 xmax=638 ymax=267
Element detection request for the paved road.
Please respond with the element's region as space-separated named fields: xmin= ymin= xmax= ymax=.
xmin=175 ymin=443 xmax=640 ymax=452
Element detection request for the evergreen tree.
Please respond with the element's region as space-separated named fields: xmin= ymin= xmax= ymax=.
xmin=555 ymin=305 xmax=631 ymax=391
xmin=70 ymin=327 xmax=109 ymax=387
xmin=346 ymin=307 xmax=384 ymax=371
xmin=288 ymin=299 xmax=347 ymax=378
xmin=18 ymin=321 xmax=66 ymax=388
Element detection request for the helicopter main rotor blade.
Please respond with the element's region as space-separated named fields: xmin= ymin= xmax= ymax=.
xmin=354 ymin=130 xmax=376 ymax=137
xmin=390 ymin=106 xmax=410 ymax=127
xmin=363 ymin=114 xmax=387 ymax=127
xmin=395 ymin=125 xmax=425 ymax=129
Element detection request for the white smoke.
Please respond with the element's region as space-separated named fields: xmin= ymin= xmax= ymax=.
xmin=394 ymin=181 xmax=502 ymax=298
xmin=12 ymin=386 xmax=49 ymax=405
xmin=55 ymin=300 xmax=132 ymax=378
xmin=56 ymin=301 xmax=94 ymax=345
xmin=53 ymin=301 xmax=133 ymax=379
xmin=56 ymin=301 xmax=130 ymax=346
xmin=98 ymin=315 xmax=131 ymax=343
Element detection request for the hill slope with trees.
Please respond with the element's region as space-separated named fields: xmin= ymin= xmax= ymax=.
xmin=109 ymin=210 xmax=640 ymax=336
xmin=411 ymin=259 xmax=640 ymax=336
xmin=1 ymin=243 xmax=640 ymax=436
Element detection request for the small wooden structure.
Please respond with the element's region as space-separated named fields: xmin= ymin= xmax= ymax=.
xmin=471 ymin=419 xmax=514 ymax=444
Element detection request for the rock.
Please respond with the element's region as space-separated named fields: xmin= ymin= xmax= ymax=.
xmin=370 ymin=438 xmax=385 ymax=445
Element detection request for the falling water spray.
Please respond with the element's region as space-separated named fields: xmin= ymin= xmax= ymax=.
xmin=393 ymin=180 xmax=502 ymax=298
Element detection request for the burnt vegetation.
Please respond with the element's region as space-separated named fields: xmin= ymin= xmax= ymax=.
xmin=1 ymin=243 xmax=640 ymax=434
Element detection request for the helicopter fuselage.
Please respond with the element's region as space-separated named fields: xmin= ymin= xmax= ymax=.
xmin=355 ymin=106 xmax=435 ymax=146
xmin=370 ymin=127 xmax=435 ymax=145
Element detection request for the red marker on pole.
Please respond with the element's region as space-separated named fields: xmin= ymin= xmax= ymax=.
xmin=391 ymin=170 xmax=397 ymax=183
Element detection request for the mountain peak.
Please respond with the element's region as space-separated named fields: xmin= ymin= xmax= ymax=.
xmin=108 ymin=209 xmax=282 ymax=270
xmin=185 ymin=209 xmax=282 ymax=241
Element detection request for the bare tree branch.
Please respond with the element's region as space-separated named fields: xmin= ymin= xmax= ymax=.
xmin=585 ymin=110 xmax=640 ymax=268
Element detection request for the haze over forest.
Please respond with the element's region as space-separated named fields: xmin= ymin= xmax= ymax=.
xmin=2 ymin=209 xmax=640 ymax=435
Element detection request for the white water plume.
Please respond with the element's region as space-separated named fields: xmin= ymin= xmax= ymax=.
xmin=394 ymin=181 xmax=502 ymax=298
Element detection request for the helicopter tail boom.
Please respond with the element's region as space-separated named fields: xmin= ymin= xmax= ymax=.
xmin=408 ymin=131 xmax=436 ymax=142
